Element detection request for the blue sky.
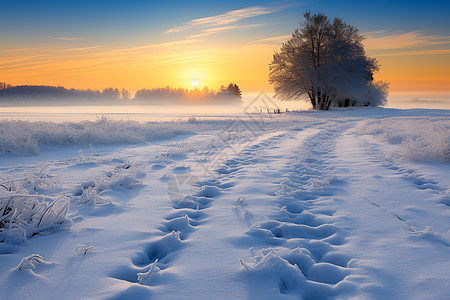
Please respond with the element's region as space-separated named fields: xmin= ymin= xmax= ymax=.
xmin=3 ymin=0 xmax=448 ymax=45
xmin=1 ymin=0 xmax=449 ymax=95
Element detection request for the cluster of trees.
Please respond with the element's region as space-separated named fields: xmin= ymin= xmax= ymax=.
xmin=270 ymin=12 xmax=389 ymax=110
xmin=0 ymin=83 xmax=241 ymax=106
xmin=0 ymin=85 xmax=130 ymax=99
xmin=219 ymin=83 xmax=242 ymax=99
xmin=0 ymin=82 xmax=12 ymax=90
xmin=134 ymin=83 xmax=242 ymax=105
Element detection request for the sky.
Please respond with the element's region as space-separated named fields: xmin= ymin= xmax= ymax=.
xmin=1 ymin=0 xmax=450 ymax=104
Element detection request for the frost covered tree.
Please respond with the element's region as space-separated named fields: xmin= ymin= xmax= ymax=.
xmin=219 ymin=83 xmax=242 ymax=99
xmin=269 ymin=12 xmax=389 ymax=110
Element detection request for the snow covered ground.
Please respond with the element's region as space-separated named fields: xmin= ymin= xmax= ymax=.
xmin=0 ymin=107 xmax=449 ymax=299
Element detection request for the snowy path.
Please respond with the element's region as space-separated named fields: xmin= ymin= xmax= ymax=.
xmin=332 ymin=127 xmax=450 ymax=299
xmin=0 ymin=109 xmax=449 ymax=299
xmin=111 ymin=130 xmax=311 ymax=299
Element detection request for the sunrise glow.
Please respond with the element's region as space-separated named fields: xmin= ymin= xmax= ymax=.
xmin=1 ymin=2 xmax=450 ymax=299
xmin=0 ymin=1 xmax=449 ymax=105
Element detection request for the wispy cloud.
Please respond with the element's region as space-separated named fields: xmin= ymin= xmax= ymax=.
xmin=407 ymin=98 xmax=448 ymax=104
xmin=364 ymin=30 xmax=450 ymax=57
xmin=54 ymin=37 xmax=82 ymax=40
xmin=165 ymin=5 xmax=277 ymax=34
xmin=375 ymin=49 xmax=450 ymax=57
xmin=0 ymin=55 xmax=44 ymax=67
xmin=97 ymin=39 xmax=202 ymax=56
xmin=251 ymin=35 xmax=292 ymax=45
xmin=188 ymin=24 xmax=263 ymax=38
xmin=5 ymin=48 xmax=38 ymax=52
xmin=65 ymin=45 xmax=105 ymax=51
xmin=364 ymin=30 xmax=450 ymax=50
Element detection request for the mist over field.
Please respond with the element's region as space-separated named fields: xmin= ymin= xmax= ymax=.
xmin=1 ymin=92 xmax=449 ymax=122
xmin=1 ymin=0 xmax=449 ymax=299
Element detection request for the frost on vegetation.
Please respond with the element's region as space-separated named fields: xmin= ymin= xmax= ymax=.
xmin=1 ymin=165 xmax=61 ymax=194
xmin=137 ymin=259 xmax=160 ymax=284
xmin=74 ymin=244 xmax=94 ymax=255
xmin=404 ymin=225 xmax=434 ymax=236
xmin=71 ymin=159 xmax=143 ymax=206
xmin=0 ymin=117 xmax=197 ymax=156
xmin=355 ymin=118 xmax=450 ymax=162
xmin=400 ymin=136 xmax=449 ymax=163
xmin=145 ymin=231 xmax=183 ymax=261
xmin=72 ymin=186 xmax=110 ymax=206
xmin=234 ymin=196 xmax=254 ymax=226
xmin=240 ymin=247 xmax=348 ymax=296
xmin=76 ymin=149 xmax=89 ymax=163
xmin=240 ymin=248 xmax=306 ymax=290
xmin=102 ymin=161 xmax=144 ymax=190
xmin=187 ymin=117 xmax=197 ymax=124
xmin=0 ymin=193 xmax=71 ymax=244
xmin=15 ymin=254 xmax=48 ymax=271
xmin=0 ymin=171 xmax=71 ymax=244
xmin=0 ymin=115 xmax=305 ymax=157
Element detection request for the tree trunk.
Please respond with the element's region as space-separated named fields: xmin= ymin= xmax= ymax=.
xmin=325 ymin=95 xmax=331 ymax=110
xmin=309 ymin=90 xmax=317 ymax=109
xmin=316 ymin=92 xmax=331 ymax=110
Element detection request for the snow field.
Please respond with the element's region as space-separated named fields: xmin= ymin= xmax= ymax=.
xmin=239 ymin=125 xmax=357 ymax=299
xmin=353 ymin=117 xmax=450 ymax=162
xmin=332 ymin=126 xmax=450 ymax=299
xmin=0 ymin=108 xmax=449 ymax=299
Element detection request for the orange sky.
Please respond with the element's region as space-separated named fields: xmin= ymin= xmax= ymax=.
xmin=1 ymin=5 xmax=449 ymax=97
xmin=1 ymin=40 xmax=280 ymax=93
xmin=365 ymin=30 xmax=450 ymax=95
xmin=2 ymin=34 xmax=449 ymax=97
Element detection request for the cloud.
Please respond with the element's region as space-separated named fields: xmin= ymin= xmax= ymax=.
xmin=188 ymin=24 xmax=263 ymax=38
xmin=86 ymin=39 xmax=202 ymax=62
xmin=251 ymin=35 xmax=292 ymax=45
xmin=0 ymin=56 xmax=42 ymax=66
xmin=99 ymin=39 xmax=202 ymax=55
xmin=165 ymin=5 xmax=277 ymax=34
xmin=4 ymin=48 xmax=38 ymax=52
xmin=66 ymin=45 xmax=105 ymax=51
xmin=363 ymin=30 xmax=450 ymax=50
xmin=54 ymin=37 xmax=82 ymax=40
xmin=407 ymin=98 xmax=448 ymax=104
xmin=375 ymin=49 xmax=450 ymax=57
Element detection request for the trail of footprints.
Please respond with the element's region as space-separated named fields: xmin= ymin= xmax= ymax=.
xmin=241 ymin=127 xmax=354 ymax=299
xmin=360 ymin=138 xmax=449 ymax=208
xmin=110 ymin=128 xmax=354 ymax=298
xmin=109 ymin=132 xmax=289 ymax=288
xmin=109 ymin=177 xmax=217 ymax=285
xmin=354 ymin=137 xmax=450 ymax=249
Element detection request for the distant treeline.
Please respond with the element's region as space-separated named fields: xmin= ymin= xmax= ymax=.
xmin=134 ymin=83 xmax=242 ymax=105
xmin=0 ymin=85 xmax=127 ymax=106
xmin=0 ymin=82 xmax=12 ymax=90
xmin=0 ymin=82 xmax=242 ymax=106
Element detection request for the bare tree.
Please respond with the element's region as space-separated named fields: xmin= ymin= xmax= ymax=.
xmin=269 ymin=12 xmax=388 ymax=110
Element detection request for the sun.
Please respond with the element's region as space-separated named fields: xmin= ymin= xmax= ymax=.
xmin=192 ymin=80 xmax=199 ymax=87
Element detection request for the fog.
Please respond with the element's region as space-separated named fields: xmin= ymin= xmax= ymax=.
xmin=386 ymin=92 xmax=450 ymax=110
xmin=0 ymin=93 xmax=448 ymax=123
xmin=0 ymin=94 xmax=309 ymax=122
xmin=0 ymin=104 xmax=245 ymax=122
